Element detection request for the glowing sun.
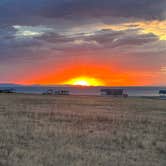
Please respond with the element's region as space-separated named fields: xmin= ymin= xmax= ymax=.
xmin=63 ymin=76 xmax=104 ymax=86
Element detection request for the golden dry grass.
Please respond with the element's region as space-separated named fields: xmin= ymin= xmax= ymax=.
xmin=0 ymin=93 xmax=165 ymax=166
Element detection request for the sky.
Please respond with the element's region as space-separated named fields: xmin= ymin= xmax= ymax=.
xmin=0 ymin=0 xmax=166 ymax=86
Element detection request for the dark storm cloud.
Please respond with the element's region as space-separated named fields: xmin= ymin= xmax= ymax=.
xmin=0 ymin=0 xmax=46 ymax=25
xmin=0 ymin=0 xmax=165 ymax=58
xmin=40 ymin=0 xmax=166 ymax=20
xmin=37 ymin=32 xmax=74 ymax=43
xmin=0 ymin=26 xmax=160 ymax=59
xmin=0 ymin=0 xmax=165 ymax=23
xmin=0 ymin=26 xmax=42 ymax=49
xmin=37 ymin=28 xmax=159 ymax=51
xmin=0 ymin=26 xmax=44 ymax=61
xmin=85 ymin=29 xmax=159 ymax=47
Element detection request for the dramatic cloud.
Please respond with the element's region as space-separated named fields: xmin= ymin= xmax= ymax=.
xmin=40 ymin=0 xmax=166 ymax=20
xmin=0 ymin=0 xmax=166 ymax=85
xmin=100 ymin=20 xmax=166 ymax=40
xmin=1 ymin=0 xmax=166 ymax=25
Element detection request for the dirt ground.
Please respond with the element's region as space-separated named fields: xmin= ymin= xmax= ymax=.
xmin=0 ymin=93 xmax=165 ymax=166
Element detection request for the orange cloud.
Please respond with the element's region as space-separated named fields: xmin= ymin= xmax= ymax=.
xmin=101 ymin=20 xmax=166 ymax=40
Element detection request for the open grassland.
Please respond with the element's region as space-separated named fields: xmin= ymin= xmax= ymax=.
xmin=0 ymin=94 xmax=165 ymax=166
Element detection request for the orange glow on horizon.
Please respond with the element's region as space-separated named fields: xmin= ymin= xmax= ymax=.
xmin=63 ymin=76 xmax=105 ymax=86
xmin=19 ymin=61 xmax=157 ymax=86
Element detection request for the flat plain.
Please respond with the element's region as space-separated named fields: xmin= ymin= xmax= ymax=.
xmin=0 ymin=93 xmax=165 ymax=166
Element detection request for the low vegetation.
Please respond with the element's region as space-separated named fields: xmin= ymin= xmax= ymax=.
xmin=0 ymin=94 xmax=165 ymax=166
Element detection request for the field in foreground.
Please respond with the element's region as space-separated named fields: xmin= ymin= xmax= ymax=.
xmin=0 ymin=94 xmax=165 ymax=166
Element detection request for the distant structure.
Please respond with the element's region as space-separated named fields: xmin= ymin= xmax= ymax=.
xmin=159 ymin=90 xmax=166 ymax=99
xmin=54 ymin=90 xmax=70 ymax=95
xmin=100 ymin=89 xmax=126 ymax=97
xmin=0 ymin=88 xmax=15 ymax=93
xmin=46 ymin=89 xmax=54 ymax=95
xmin=43 ymin=89 xmax=70 ymax=95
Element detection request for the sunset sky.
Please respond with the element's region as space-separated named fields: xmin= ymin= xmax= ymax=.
xmin=0 ymin=0 xmax=166 ymax=86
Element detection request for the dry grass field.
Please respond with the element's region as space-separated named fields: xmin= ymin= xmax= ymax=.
xmin=0 ymin=93 xmax=165 ymax=166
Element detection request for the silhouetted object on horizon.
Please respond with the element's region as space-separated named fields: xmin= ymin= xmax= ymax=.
xmin=54 ymin=90 xmax=69 ymax=95
xmin=0 ymin=88 xmax=15 ymax=93
xmin=123 ymin=93 xmax=128 ymax=98
xmin=43 ymin=89 xmax=70 ymax=95
xmin=100 ymin=89 xmax=127 ymax=97
xmin=159 ymin=90 xmax=166 ymax=99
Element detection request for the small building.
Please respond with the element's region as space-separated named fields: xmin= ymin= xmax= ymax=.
xmin=159 ymin=90 xmax=166 ymax=99
xmin=101 ymin=89 xmax=124 ymax=96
